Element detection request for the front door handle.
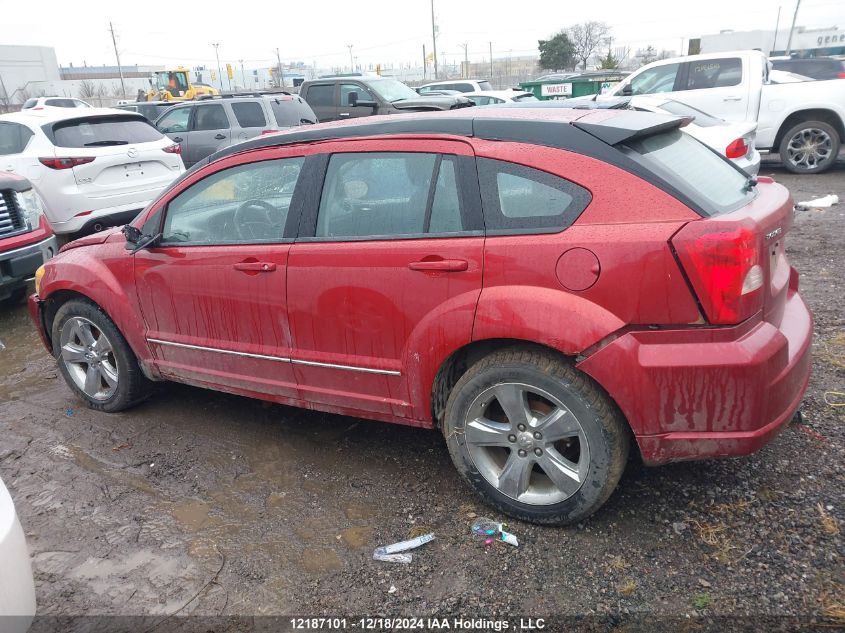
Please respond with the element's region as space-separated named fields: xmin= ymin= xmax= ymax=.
xmin=233 ymin=262 xmax=276 ymax=273
xmin=173 ymin=136 xmax=183 ymax=142
xmin=723 ymin=96 xmax=742 ymax=101
xmin=214 ymin=133 xmax=226 ymax=139
xmin=338 ymin=112 xmax=350 ymax=117
xmin=408 ymin=259 xmax=468 ymax=272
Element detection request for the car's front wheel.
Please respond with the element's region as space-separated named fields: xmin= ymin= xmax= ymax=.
xmin=443 ymin=347 xmax=630 ymax=525
xmin=52 ymin=299 xmax=152 ymax=412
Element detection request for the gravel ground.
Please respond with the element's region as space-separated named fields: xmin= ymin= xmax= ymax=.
xmin=0 ymin=159 xmax=842 ymax=631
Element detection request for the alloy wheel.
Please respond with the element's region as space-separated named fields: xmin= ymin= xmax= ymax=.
xmin=59 ymin=316 xmax=119 ymax=401
xmin=463 ymin=382 xmax=590 ymax=505
xmin=786 ymin=127 xmax=833 ymax=171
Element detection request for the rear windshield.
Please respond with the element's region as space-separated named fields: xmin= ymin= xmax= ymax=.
xmin=50 ymin=116 xmax=163 ymax=148
xmin=270 ymin=98 xmax=317 ymax=126
xmin=478 ymin=81 xmax=493 ymax=90
xmin=623 ymin=129 xmax=755 ymax=216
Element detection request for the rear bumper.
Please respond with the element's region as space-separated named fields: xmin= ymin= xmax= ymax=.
xmin=48 ymin=202 xmax=148 ymax=235
xmin=578 ymin=290 xmax=813 ymax=465
xmin=734 ymin=149 xmax=761 ymax=177
xmin=0 ymin=235 xmax=57 ymax=298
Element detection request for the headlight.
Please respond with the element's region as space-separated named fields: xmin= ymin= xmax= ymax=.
xmin=16 ymin=188 xmax=45 ymax=229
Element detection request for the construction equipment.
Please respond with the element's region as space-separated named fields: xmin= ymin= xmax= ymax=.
xmin=141 ymin=67 xmax=220 ymax=102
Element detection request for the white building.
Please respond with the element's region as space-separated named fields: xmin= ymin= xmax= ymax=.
xmin=700 ymin=26 xmax=845 ymax=58
xmin=0 ymin=45 xmax=61 ymax=104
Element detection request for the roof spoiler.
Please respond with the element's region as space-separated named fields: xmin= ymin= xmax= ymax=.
xmin=572 ymin=111 xmax=691 ymax=146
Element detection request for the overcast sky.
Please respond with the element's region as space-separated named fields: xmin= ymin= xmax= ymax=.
xmin=6 ymin=0 xmax=842 ymax=70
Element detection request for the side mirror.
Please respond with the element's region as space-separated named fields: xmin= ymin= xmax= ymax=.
xmin=122 ymin=225 xmax=160 ymax=253
xmin=621 ymin=83 xmax=633 ymax=96
xmin=348 ymin=91 xmax=359 ymax=107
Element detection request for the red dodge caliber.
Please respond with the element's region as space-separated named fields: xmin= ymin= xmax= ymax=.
xmin=29 ymin=108 xmax=812 ymax=524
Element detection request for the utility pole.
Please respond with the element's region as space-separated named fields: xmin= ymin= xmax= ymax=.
xmin=772 ymin=5 xmax=782 ymax=55
xmin=489 ymin=42 xmax=493 ymax=80
xmin=347 ymin=45 xmax=354 ymax=73
xmin=785 ymin=0 xmax=801 ymax=56
xmin=212 ymin=43 xmax=223 ymax=92
xmin=239 ymin=59 xmax=245 ymax=91
xmin=275 ymin=48 xmax=285 ymax=88
xmin=430 ymin=0 xmax=438 ymax=80
xmin=423 ymin=44 xmax=427 ymax=81
xmin=461 ymin=43 xmax=469 ymax=78
xmin=109 ymin=22 xmax=126 ymax=99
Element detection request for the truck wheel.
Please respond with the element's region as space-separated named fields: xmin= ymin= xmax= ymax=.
xmin=443 ymin=347 xmax=630 ymax=525
xmin=0 ymin=287 xmax=27 ymax=306
xmin=52 ymin=299 xmax=152 ymax=413
xmin=779 ymin=120 xmax=840 ymax=174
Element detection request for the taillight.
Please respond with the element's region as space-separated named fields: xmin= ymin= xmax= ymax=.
xmin=672 ymin=224 xmax=763 ymax=325
xmin=39 ymin=156 xmax=95 ymax=170
xmin=837 ymin=71 xmax=845 ymax=79
xmin=162 ymin=143 xmax=181 ymax=154
xmin=725 ymin=138 xmax=748 ymax=159
xmin=260 ymin=130 xmax=279 ymax=135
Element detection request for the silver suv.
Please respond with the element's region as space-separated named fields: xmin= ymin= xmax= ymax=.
xmin=154 ymin=94 xmax=317 ymax=167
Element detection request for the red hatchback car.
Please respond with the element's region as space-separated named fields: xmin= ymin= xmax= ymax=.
xmin=29 ymin=108 xmax=812 ymax=524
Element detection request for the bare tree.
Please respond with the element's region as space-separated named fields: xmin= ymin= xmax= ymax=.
xmin=636 ymin=45 xmax=658 ymax=67
xmin=567 ymin=21 xmax=610 ymax=70
xmin=78 ymin=80 xmax=98 ymax=100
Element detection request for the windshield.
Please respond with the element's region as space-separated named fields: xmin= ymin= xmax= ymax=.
xmin=623 ymin=129 xmax=755 ymax=216
xmin=366 ymin=79 xmax=419 ymax=103
xmin=655 ymin=100 xmax=723 ymax=127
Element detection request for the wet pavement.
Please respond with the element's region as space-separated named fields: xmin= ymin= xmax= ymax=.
xmin=0 ymin=162 xmax=843 ymax=625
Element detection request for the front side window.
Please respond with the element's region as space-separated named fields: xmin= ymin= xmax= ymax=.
xmin=478 ymin=159 xmax=592 ymax=234
xmin=157 ymin=107 xmax=191 ymax=133
xmin=630 ymin=63 xmax=681 ymax=95
xmin=161 ymin=157 xmax=304 ymax=245
xmin=685 ymin=58 xmax=742 ymax=90
xmin=340 ymin=84 xmax=374 ymax=106
xmin=192 ymin=104 xmax=229 ymax=131
xmin=231 ymin=102 xmax=267 ymax=128
xmin=0 ymin=122 xmax=34 ymax=155
xmin=315 ymin=152 xmax=469 ymax=239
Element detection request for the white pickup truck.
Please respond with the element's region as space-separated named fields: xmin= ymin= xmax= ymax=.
xmin=600 ymin=50 xmax=845 ymax=174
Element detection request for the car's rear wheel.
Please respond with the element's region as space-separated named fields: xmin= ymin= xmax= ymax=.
xmin=779 ymin=120 xmax=840 ymax=174
xmin=52 ymin=299 xmax=152 ymax=412
xmin=443 ymin=347 xmax=629 ymax=525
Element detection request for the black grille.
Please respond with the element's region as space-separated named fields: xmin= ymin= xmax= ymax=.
xmin=0 ymin=190 xmax=25 ymax=237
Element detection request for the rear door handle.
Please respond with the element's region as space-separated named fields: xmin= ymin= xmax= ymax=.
xmin=214 ymin=133 xmax=226 ymax=139
xmin=723 ymin=96 xmax=742 ymax=101
xmin=233 ymin=262 xmax=276 ymax=272
xmin=173 ymin=137 xmax=183 ymax=142
xmin=339 ymin=112 xmax=350 ymax=117
xmin=408 ymin=259 xmax=468 ymax=272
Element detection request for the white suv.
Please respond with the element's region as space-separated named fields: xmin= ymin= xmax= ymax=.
xmin=22 ymin=96 xmax=92 ymax=110
xmin=0 ymin=108 xmax=185 ymax=234
xmin=418 ymin=79 xmax=493 ymax=94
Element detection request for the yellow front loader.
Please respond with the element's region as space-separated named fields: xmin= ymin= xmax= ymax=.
xmin=142 ymin=68 xmax=219 ymax=102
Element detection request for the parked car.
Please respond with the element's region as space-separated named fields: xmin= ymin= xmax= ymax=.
xmin=154 ymin=94 xmax=316 ymax=168
xmin=499 ymin=96 xmax=761 ymax=175
xmin=771 ymin=56 xmax=845 ymax=80
xmin=0 ymin=171 xmax=56 ymax=305
xmin=413 ymin=88 xmax=463 ymax=96
xmin=599 ymin=49 xmax=845 ymax=173
xmin=21 ymin=96 xmax=91 ymax=110
xmin=630 ymin=97 xmax=761 ymax=175
xmin=463 ymin=90 xmax=538 ymax=105
xmin=299 ymin=76 xmax=472 ymax=123
xmin=0 ymin=476 xmax=36 ymax=632
xmin=29 ymin=108 xmax=812 ymax=525
xmin=418 ymin=79 xmax=493 ymax=93
xmin=0 ymin=108 xmax=184 ymax=235
xmin=115 ymin=101 xmax=174 ymax=122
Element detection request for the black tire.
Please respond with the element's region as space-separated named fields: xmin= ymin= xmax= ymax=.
xmin=51 ymin=298 xmax=152 ymax=412
xmin=443 ymin=346 xmax=630 ymax=525
xmin=778 ymin=120 xmax=840 ymax=174
xmin=0 ymin=286 xmax=27 ymax=307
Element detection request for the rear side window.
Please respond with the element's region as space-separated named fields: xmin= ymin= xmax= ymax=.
xmin=231 ymin=102 xmax=266 ymax=128
xmin=623 ymin=129 xmax=755 ymax=216
xmin=685 ymin=58 xmax=742 ymax=90
xmin=0 ymin=122 xmax=34 ymax=155
xmin=193 ymin=104 xmax=229 ymax=131
xmin=315 ymin=152 xmax=474 ymax=239
xmin=477 ymin=159 xmax=592 ymax=234
xmin=50 ymin=116 xmax=163 ymax=147
xmin=306 ymin=84 xmax=334 ymax=107
xmin=271 ymin=98 xmax=317 ymax=126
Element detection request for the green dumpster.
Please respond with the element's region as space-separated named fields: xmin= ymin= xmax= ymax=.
xmin=520 ymin=71 xmax=628 ymax=101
